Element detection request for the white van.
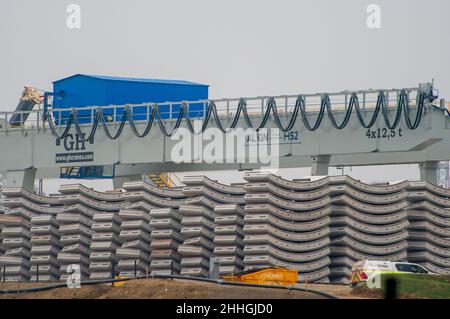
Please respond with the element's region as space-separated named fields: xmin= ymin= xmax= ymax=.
xmin=349 ymin=260 xmax=435 ymax=286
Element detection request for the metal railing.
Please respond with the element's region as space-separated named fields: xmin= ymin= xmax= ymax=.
xmin=0 ymin=83 xmax=439 ymax=137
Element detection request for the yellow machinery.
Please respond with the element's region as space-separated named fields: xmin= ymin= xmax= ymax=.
xmin=148 ymin=173 xmax=181 ymax=189
xmin=223 ymin=267 xmax=298 ymax=286
xmin=113 ymin=275 xmax=129 ymax=287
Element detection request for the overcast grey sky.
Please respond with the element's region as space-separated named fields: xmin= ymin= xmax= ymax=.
xmin=1 ymin=0 xmax=449 ymax=108
xmin=1 ymin=0 xmax=449 ymax=190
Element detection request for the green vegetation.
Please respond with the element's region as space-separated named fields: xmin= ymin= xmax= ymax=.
xmin=352 ymin=274 xmax=450 ymax=299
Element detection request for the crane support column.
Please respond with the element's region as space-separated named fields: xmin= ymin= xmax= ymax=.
xmin=419 ymin=161 xmax=439 ymax=185
xmin=311 ymin=155 xmax=331 ymax=176
xmin=6 ymin=168 xmax=37 ymax=191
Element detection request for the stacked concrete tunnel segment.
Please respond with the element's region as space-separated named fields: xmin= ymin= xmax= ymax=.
xmin=56 ymin=184 xmax=125 ymax=280
xmin=213 ymin=204 xmax=246 ymax=275
xmin=327 ymin=177 xmax=410 ymax=284
xmin=0 ymin=187 xmax=63 ymax=282
xmin=89 ymin=211 xmax=123 ymax=280
xmin=178 ymin=176 xmax=245 ymax=277
xmin=243 ymin=173 xmax=333 ymax=283
xmin=30 ymin=214 xmax=61 ymax=281
xmin=117 ymin=181 xmax=185 ymax=277
xmin=1 ymin=173 xmax=450 ymax=283
xmin=405 ymin=182 xmax=450 ymax=273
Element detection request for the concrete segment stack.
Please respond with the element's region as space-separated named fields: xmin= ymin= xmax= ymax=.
xmin=118 ymin=181 xmax=185 ymax=276
xmin=405 ymin=182 xmax=450 ymax=274
xmin=30 ymin=214 xmax=61 ymax=281
xmin=243 ymin=172 xmax=332 ymax=283
xmin=213 ymin=204 xmax=245 ymax=275
xmin=0 ymin=187 xmax=62 ymax=282
xmin=178 ymin=176 xmax=245 ymax=277
xmin=1 ymin=174 xmax=450 ymax=283
xmin=149 ymin=208 xmax=184 ymax=275
xmin=89 ymin=211 xmax=123 ymax=279
xmin=57 ymin=184 xmax=124 ymax=281
xmin=328 ymin=177 xmax=410 ymax=284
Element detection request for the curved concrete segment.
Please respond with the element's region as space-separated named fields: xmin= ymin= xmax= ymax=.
xmin=407 ymin=210 xmax=450 ymax=227
xmin=244 ymin=234 xmax=330 ymax=252
xmin=244 ymin=172 xmax=408 ymax=194
xmin=244 ymin=245 xmax=330 ymax=262
xmin=244 ymin=255 xmax=331 ymax=273
xmin=408 ymin=241 xmax=450 ymax=258
xmin=244 ymin=224 xmax=330 ymax=243
xmin=407 ymin=181 xmax=450 ymax=198
xmin=407 ymin=231 xmax=450 ymax=248
xmin=331 ymin=216 xmax=409 ymax=235
xmin=408 ymin=221 xmax=450 ymax=237
xmin=245 ymin=204 xmax=332 ymax=222
xmin=329 ymin=185 xmax=408 ymax=205
xmin=328 ymin=176 xmax=408 ymax=194
xmin=244 ymin=172 xmax=330 ymax=190
xmin=330 ymin=227 xmax=409 ymax=245
xmin=407 ymin=191 xmax=450 ymax=207
xmin=331 ymin=195 xmax=408 ymax=214
xmin=59 ymin=184 xmax=124 ymax=202
xmin=182 ymin=175 xmax=245 ymax=195
xmin=244 ymin=183 xmax=330 ymax=201
xmin=122 ymin=180 xmax=186 ymax=199
xmin=183 ymin=186 xmax=245 ymax=204
xmin=245 ymin=193 xmax=331 ymax=211
xmin=58 ymin=193 xmax=125 ymax=211
xmin=2 ymin=197 xmax=62 ymax=214
xmin=332 ymin=237 xmax=408 ymax=255
xmin=214 ymin=204 xmax=244 ymax=215
xmin=330 ymin=246 xmax=408 ymax=261
xmin=1 ymin=187 xmax=62 ymax=205
xmin=244 ymin=215 xmax=331 ymax=232
xmin=408 ymin=201 xmax=450 ymax=218
xmin=408 ymin=251 xmax=450 ymax=268
xmin=122 ymin=191 xmax=184 ymax=208
xmin=331 ymin=206 xmax=407 ymax=225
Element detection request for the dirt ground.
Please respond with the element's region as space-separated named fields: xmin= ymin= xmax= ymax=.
xmin=0 ymin=279 xmax=359 ymax=299
xmin=304 ymin=283 xmax=370 ymax=299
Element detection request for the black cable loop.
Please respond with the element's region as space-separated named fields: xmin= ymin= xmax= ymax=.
xmin=72 ymin=110 xmax=101 ymax=142
xmin=381 ymin=90 xmax=404 ymax=129
xmin=209 ymin=99 xmax=253 ymax=133
xmin=46 ymin=111 xmax=75 ymax=140
xmin=180 ymin=103 xmax=203 ymax=135
xmin=403 ymin=91 xmax=425 ymax=129
xmin=208 ymin=101 xmax=226 ymax=133
xmin=155 ymin=103 xmax=189 ymax=137
xmin=126 ymin=105 xmax=156 ymax=138
xmin=354 ymin=92 xmax=382 ymax=128
xmin=239 ymin=98 xmax=254 ymax=129
xmin=256 ymin=98 xmax=275 ymax=131
xmin=201 ymin=100 xmax=231 ymax=133
xmin=325 ymin=94 xmax=354 ymax=129
xmin=268 ymin=97 xmax=300 ymax=132
xmin=98 ymin=107 xmax=128 ymax=140
xmin=299 ymin=95 xmax=326 ymax=131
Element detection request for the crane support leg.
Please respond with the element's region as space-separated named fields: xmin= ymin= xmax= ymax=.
xmin=419 ymin=161 xmax=439 ymax=185
xmin=311 ymin=155 xmax=330 ymax=176
xmin=6 ymin=168 xmax=36 ymax=191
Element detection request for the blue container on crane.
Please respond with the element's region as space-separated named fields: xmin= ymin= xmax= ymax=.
xmin=51 ymin=74 xmax=209 ymax=124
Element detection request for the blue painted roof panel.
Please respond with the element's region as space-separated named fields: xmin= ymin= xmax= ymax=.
xmin=53 ymin=74 xmax=208 ymax=86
